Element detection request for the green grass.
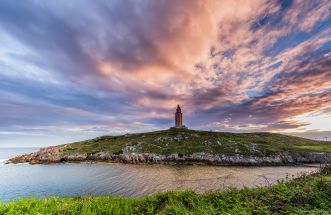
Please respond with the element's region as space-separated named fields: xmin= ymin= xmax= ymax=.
xmin=293 ymin=144 xmax=331 ymax=153
xmin=61 ymin=128 xmax=331 ymax=157
xmin=1 ymin=170 xmax=331 ymax=214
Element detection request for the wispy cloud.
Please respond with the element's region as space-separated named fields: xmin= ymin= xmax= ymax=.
xmin=0 ymin=0 xmax=330 ymax=146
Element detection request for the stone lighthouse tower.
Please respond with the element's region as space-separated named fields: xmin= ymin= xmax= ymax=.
xmin=175 ymin=105 xmax=183 ymax=128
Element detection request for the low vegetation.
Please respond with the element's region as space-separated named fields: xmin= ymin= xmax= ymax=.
xmin=62 ymin=128 xmax=331 ymax=156
xmin=1 ymin=166 xmax=330 ymax=214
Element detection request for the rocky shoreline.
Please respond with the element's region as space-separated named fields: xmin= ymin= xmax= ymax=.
xmin=6 ymin=146 xmax=331 ymax=166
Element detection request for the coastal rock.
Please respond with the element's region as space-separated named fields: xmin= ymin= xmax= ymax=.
xmin=87 ymin=151 xmax=112 ymax=160
xmin=8 ymin=153 xmax=34 ymax=164
xmin=62 ymin=153 xmax=87 ymax=161
xmin=7 ymin=146 xmax=62 ymax=164
xmin=36 ymin=147 xmax=62 ymax=163
xmin=166 ymin=153 xmax=179 ymax=161
xmin=6 ymin=147 xmax=331 ymax=166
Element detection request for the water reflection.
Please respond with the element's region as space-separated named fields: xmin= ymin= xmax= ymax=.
xmin=0 ymin=160 xmax=318 ymax=203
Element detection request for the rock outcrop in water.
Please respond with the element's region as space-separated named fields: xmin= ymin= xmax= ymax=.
xmin=7 ymin=146 xmax=331 ymax=166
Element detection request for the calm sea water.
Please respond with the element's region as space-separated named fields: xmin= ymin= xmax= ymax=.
xmin=0 ymin=148 xmax=319 ymax=203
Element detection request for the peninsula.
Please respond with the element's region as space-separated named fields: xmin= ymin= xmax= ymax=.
xmin=8 ymin=128 xmax=331 ymax=165
xmin=8 ymin=106 xmax=331 ymax=165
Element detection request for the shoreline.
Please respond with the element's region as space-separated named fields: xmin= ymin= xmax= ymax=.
xmin=1 ymin=166 xmax=330 ymax=214
xmin=5 ymin=160 xmax=323 ymax=169
xmin=6 ymin=147 xmax=331 ymax=166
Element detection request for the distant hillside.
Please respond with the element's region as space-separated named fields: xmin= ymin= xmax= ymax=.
xmin=63 ymin=128 xmax=331 ymax=156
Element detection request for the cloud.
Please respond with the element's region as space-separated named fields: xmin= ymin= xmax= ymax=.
xmin=268 ymin=120 xmax=310 ymax=130
xmin=0 ymin=0 xmax=330 ymax=145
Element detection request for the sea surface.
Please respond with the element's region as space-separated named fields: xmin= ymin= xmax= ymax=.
xmin=0 ymin=148 xmax=319 ymax=203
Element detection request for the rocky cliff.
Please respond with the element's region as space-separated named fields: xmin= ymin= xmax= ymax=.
xmin=7 ymin=145 xmax=331 ymax=166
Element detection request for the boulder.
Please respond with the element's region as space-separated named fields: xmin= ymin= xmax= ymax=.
xmin=62 ymin=153 xmax=87 ymax=161
xmin=88 ymin=151 xmax=111 ymax=160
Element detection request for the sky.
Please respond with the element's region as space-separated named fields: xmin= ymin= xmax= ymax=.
xmin=0 ymin=0 xmax=330 ymax=147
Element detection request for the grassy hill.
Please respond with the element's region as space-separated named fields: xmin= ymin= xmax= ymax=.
xmin=62 ymin=128 xmax=331 ymax=157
